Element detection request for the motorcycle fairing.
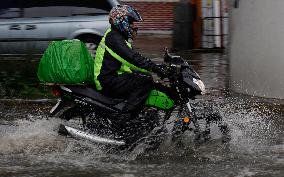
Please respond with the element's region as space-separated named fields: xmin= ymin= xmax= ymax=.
xmin=181 ymin=68 xmax=203 ymax=95
xmin=145 ymin=90 xmax=174 ymax=110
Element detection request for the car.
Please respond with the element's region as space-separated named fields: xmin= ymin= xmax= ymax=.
xmin=0 ymin=0 xmax=119 ymax=56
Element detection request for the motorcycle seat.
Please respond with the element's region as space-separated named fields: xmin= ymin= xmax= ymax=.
xmin=62 ymin=85 xmax=125 ymax=105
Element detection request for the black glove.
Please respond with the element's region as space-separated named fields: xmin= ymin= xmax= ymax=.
xmin=152 ymin=64 xmax=168 ymax=79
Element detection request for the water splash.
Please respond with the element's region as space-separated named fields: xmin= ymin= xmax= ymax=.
xmin=0 ymin=98 xmax=283 ymax=177
xmin=218 ymin=97 xmax=283 ymax=153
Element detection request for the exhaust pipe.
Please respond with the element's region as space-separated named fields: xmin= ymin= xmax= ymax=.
xmin=58 ymin=124 xmax=125 ymax=146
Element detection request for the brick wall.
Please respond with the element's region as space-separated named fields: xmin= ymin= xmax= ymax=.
xmin=120 ymin=0 xmax=179 ymax=32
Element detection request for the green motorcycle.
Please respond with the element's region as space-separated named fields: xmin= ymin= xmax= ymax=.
xmin=50 ymin=49 xmax=230 ymax=149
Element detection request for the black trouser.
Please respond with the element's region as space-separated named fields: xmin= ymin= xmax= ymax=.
xmin=101 ymin=71 xmax=154 ymax=114
xmin=101 ymin=72 xmax=175 ymax=144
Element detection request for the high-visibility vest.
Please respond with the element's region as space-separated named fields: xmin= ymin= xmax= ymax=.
xmin=94 ymin=28 xmax=149 ymax=90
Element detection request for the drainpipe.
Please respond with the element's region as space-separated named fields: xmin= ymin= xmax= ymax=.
xmin=173 ymin=0 xmax=194 ymax=50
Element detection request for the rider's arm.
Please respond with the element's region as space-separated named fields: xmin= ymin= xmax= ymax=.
xmin=105 ymin=31 xmax=156 ymax=71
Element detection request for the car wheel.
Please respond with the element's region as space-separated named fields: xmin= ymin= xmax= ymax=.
xmin=84 ymin=42 xmax=97 ymax=57
xmin=77 ymin=36 xmax=100 ymax=57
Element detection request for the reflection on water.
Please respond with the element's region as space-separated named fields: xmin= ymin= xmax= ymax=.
xmin=0 ymin=58 xmax=52 ymax=99
xmin=0 ymin=52 xmax=228 ymax=99
xmin=0 ymin=51 xmax=283 ymax=177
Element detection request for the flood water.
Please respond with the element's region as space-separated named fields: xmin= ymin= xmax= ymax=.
xmin=0 ymin=36 xmax=283 ymax=177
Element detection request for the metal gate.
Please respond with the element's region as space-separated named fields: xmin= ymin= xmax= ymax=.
xmin=201 ymin=0 xmax=229 ymax=48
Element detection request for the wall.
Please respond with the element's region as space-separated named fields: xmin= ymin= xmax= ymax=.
xmin=120 ymin=0 xmax=179 ymax=33
xmin=229 ymin=0 xmax=284 ymax=99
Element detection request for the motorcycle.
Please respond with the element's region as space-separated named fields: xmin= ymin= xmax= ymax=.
xmin=48 ymin=48 xmax=230 ymax=150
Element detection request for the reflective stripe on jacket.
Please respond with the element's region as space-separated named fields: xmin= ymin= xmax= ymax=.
xmin=94 ymin=28 xmax=149 ymax=90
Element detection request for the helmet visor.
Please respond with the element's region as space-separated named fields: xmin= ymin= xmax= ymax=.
xmin=128 ymin=7 xmax=143 ymax=22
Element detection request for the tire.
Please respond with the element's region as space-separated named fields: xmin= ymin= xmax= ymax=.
xmin=76 ymin=35 xmax=100 ymax=57
xmin=172 ymin=104 xmax=231 ymax=144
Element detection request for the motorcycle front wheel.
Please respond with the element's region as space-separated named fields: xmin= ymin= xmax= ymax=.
xmin=172 ymin=103 xmax=231 ymax=144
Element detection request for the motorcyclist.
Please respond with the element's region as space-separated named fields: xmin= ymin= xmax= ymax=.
xmin=94 ymin=5 xmax=168 ymax=117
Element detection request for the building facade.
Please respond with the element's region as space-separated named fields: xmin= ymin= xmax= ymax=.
xmin=120 ymin=0 xmax=229 ymax=49
xmin=120 ymin=0 xmax=178 ymax=34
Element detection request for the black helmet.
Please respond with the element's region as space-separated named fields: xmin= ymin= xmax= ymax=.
xmin=109 ymin=5 xmax=143 ymax=39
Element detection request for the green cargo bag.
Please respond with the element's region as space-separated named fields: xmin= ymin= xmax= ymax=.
xmin=37 ymin=40 xmax=94 ymax=84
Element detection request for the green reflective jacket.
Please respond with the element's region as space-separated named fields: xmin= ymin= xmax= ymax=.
xmin=94 ymin=28 xmax=149 ymax=90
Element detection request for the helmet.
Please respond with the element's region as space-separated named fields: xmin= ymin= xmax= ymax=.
xmin=109 ymin=5 xmax=143 ymax=39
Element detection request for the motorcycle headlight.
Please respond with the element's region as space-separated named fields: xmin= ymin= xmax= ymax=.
xmin=193 ymin=78 xmax=206 ymax=95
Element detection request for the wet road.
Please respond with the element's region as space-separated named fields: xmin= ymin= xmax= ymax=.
xmin=0 ymin=36 xmax=283 ymax=177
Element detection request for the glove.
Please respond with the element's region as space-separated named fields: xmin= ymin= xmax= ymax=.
xmin=152 ymin=64 xmax=168 ymax=79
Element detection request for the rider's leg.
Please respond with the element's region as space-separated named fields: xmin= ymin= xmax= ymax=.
xmin=101 ymin=72 xmax=154 ymax=143
xmin=102 ymin=71 xmax=154 ymax=113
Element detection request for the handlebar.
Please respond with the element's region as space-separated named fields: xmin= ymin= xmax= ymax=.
xmin=163 ymin=47 xmax=185 ymax=65
xmin=161 ymin=47 xmax=193 ymax=81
